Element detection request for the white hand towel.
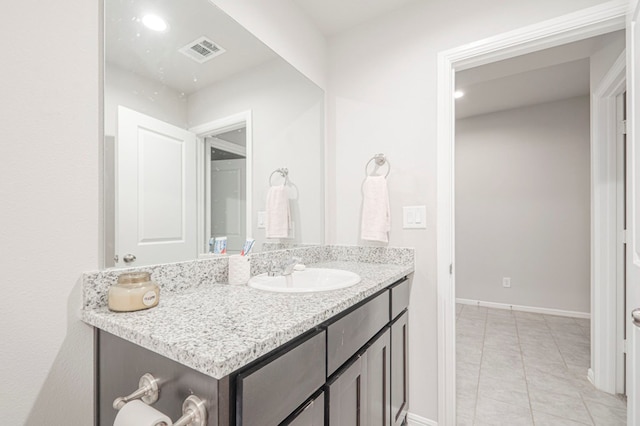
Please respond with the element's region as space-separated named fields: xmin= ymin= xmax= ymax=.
xmin=361 ymin=175 xmax=391 ymax=243
xmin=266 ymin=184 xmax=291 ymax=238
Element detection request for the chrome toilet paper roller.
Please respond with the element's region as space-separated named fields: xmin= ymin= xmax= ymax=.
xmin=113 ymin=373 xmax=207 ymax=426
xmin=113 ymin=373 xmax=160 ymax=410
xmin=114 ymin=396 xmax=207 ymax=426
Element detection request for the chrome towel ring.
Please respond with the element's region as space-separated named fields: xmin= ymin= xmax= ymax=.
xmin=365 ymin=153 xmax=390 ymax=178
xmin=269 ymin=168 xmax=289 ymax=186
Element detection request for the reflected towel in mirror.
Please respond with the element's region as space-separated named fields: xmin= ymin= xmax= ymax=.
xmin=266 ymin=184 xmax=291 ymax=238
xmin=361 ymin=176 xmax=390 ymax=243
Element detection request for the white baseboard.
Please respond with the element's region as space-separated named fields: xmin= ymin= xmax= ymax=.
xmin=407 ymin=412 xmax=438 ymax=426
xmin=588 ymin=368 xmax=595 ymax=386
xmin=456 ymin=298 xmax=590 ymax=319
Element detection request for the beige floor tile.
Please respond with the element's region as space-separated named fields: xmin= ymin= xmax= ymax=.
xmin=580 ymin=387 xmax=627 ymax=411
xmin=456 ymin=411 xmax=474 ymax=426
xmin=474 ymin=395 xmax=533 ymax=425
xmin=545 ymin=314 xmax=581 ymax=326
xmin=524 ymin=362 xmax=572 ymax=382
xmin=459 ymin=306 xmax=488 ymax=320
xmin=533 ymin=411 xmax=593 ymax=425
xmin=481 ymin=355 xmax=525 ymax=374
xmin=520 ymin=342 xmax=564 ymax=361
xmin=584 ymin=399 xmax=627 ymax=426
xmin=558 ymin=346 xmax=591 ymax=368
xmin=481 ymin=362 xmax=526 ymax=382
xmin=487 ymin=308 xmax=514 ymax=318
xmin=526 ymin=369 xmax=582 ymax=398
xmin=478 ymin=371 xmax=529 ymax=408
xmin=456 ymin=309 xmax=626 ymax=426
xmin=529 ymin=389 xmax=593 ymax=424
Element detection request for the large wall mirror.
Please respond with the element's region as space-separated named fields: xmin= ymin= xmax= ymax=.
xmin=103 ymin=0 xmax=325 ymax=268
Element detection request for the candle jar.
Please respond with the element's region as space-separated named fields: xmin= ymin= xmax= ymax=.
xmin=108 ymin=272 xmax=159 ymax=312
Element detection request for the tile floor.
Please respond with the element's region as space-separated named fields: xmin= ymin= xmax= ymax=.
xmin=456 ymin=303 xmax=627 ymax=425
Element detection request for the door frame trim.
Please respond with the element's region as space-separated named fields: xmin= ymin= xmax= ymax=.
xmin=436 ymin=2 xmax=627 ymax=424
xmin=591 ymin=51 xmax=627 ymax=394
xmin=190 ymin=110 xmax=253 ymax=256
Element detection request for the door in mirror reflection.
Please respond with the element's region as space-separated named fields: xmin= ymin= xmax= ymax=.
xmin=116 ymin=107 xmax=197 ymax=267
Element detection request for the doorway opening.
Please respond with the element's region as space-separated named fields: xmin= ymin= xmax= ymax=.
xmin=190 ymin=110 xmax=253 ymax=257
xmin=436 ymin=3 xmax=628 ymax=425
xmin=206 ymin=126 xmax=247 ymax=253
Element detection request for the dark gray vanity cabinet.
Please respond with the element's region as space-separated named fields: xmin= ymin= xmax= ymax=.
xmin=97 ymin=275 xmax=412 ymax=426
xmin=236 ymin=331 xmax=326 ymax=426
xmin=326 ymin=327 xmax=394 ymax=426
xmin=390 ymin=278 xmax=410 ymax=426
xmin=366 ymin=328 xmax=392 ymax=426
xmin=284 ymin=392 xmax=325 ymax=426
xmin=328 ymin=354 xmax=368 ymax=425
xmin=391 ymin=311 xmax=409 ymax=426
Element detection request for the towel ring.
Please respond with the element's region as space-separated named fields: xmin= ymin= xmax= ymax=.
xmin=269 ymin=168 xmax=289 ymax=186
xmin=365 ymin=154 xmax=390 ymax=178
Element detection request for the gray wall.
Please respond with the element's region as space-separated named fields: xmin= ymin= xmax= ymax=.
xmin=455 ymin=96 xmax=591 ymax=313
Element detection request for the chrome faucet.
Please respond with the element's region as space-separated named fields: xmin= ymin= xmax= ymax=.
xmin=266 ymin=256 xmax=301 ymax=277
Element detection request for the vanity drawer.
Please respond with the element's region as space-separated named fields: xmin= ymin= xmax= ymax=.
xmin=237 ymin=331 xmax=326 ymax=426
xmin=390 ymin=277 xmax=411 ymax=319
xmin=327 ymin=290 xmax=390 ymax=376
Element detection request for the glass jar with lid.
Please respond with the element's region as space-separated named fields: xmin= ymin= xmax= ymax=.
xmin=108 ymin=272 xmax=159 ymax=312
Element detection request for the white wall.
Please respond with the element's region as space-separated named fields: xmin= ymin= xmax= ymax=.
xmin=326 ymin=0 xmax=609 ymax=420
xmin=0 ymin=0 xmax=99 ymax=423
xmin=104 ymin=64 xmax=188 ymax=136
xmin=211 ymin=0 xmax=327 ymax=89
xmin=455 ymin=96 xmax=591 ymax=313
xmin=188 ymin=59 xmax=325 ymax=247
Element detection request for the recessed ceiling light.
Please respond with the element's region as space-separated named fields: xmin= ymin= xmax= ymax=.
xmin=142 ymin=14 xmax=168 ymax=32
xmin=454 ymin=91 xmax=465 ymax=99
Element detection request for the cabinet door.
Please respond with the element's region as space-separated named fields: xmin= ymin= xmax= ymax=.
xmin=366 ymin=328 xmax=391 ymax=426
xmin=286 ymin=392 xmax=325 ymax=426
xmin=328 ymin=355 xmax=368 ymax=425
xmin=237 ymin=331 xmax=326 ymax=426
xmin=391 ymin=311 xmax=408 ymax=426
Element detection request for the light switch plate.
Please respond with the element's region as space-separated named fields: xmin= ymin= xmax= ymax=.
xmin=257 ymin=211 xmax=266 ymax=229
xmin=403 ymin=205 xmax=427 ymax=229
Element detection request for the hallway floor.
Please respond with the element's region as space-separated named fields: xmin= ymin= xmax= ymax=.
xmin=456 ymin=304 xmax=627 ymax=425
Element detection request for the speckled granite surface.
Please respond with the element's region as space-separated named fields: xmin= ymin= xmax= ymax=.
xmin=83 ymin=245 xmax=413 ymax=310
xmin=81 ymin=249 xmax=413 ymax=379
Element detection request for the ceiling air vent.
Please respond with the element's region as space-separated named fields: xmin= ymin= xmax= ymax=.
xmin=179 ymin=37 xmax=226 ymax=64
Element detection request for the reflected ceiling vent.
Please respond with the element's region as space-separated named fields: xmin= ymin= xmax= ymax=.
xmin=179 ymin=36 xmax=226 ymax=63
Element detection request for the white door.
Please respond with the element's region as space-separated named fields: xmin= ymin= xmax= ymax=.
xmin=116 ymin=106 xmax=197 ymax=267
xmin=210 ymin=159 xmax=246 ymax=252
xmin=627 ymin=1 xmax=640 ymax=423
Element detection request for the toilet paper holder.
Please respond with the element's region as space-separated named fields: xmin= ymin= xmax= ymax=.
xmin=113 ymin=373 xmax=160 ymax=410
xmin=172 ymin=395 xmax=207 ymax=426
xmin=113 ymin=373 xmax=207 ymax=426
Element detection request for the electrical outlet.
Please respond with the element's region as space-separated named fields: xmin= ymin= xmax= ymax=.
xmin=502 ymin=277 xmax=511 ymax=288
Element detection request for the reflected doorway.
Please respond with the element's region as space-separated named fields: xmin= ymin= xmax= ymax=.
xmin=206 ymin=127 xmax=247 ymax=253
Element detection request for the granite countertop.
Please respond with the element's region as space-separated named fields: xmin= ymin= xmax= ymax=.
xmin=81 ymin=260 xmax=413 ymax=379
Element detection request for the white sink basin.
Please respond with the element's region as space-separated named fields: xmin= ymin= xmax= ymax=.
xmin=248 ymin=268 xmax=361 ymax=293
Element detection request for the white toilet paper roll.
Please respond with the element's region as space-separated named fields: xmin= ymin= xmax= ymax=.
xmin=114 ymin=400 xmax=173 ymax=426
